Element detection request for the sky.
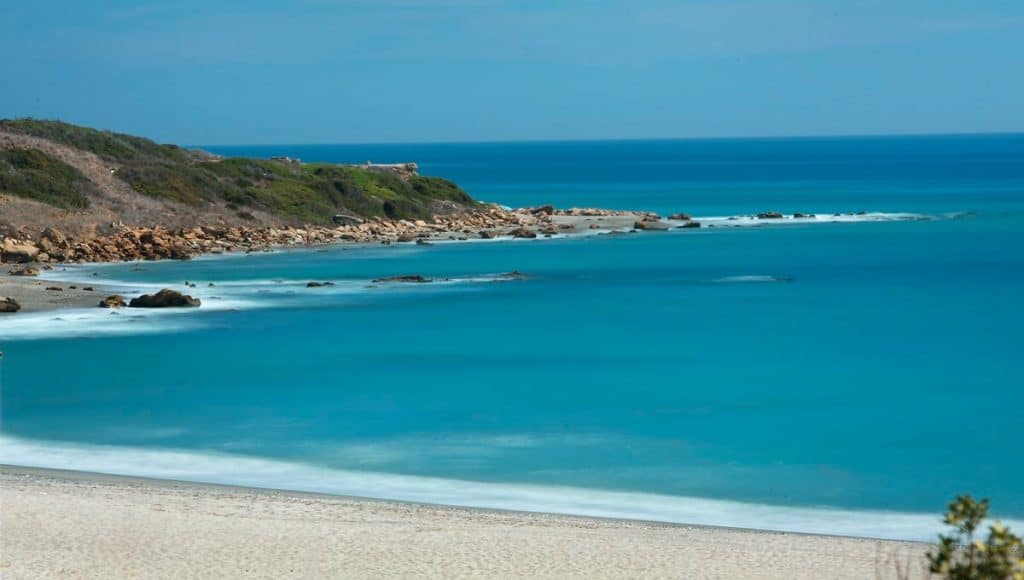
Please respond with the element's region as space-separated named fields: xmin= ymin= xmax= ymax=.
xmin=2 ymin=0 xmax=1022 ymax=145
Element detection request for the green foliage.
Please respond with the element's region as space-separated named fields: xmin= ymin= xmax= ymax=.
xmin=0 ymin=119 xmax=477 ymax=222
xmin=928 ymin=495 xmax=1024 ymax=579
xmin=0 ymin=148 xmax=94 ymax=209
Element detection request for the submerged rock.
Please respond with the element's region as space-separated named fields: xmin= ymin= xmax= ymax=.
xmin=99 ymin=295 xmax=126 ymax=308
xmin=372 ymin=275 xmax=431 ymax=283
xmin=793 ymin=212 xmax=815 ymax=218
xmin=0 ymin=297 xmax=21 ymax=313
xmin=9 ymin=266 xmax=40 ymax=276
xmin=678 ymin=221 xmax=702 ymax=229
xmin=668 ymin=213 xmax=692 ymax=221
xmin=757 ymin=211 xmax=784 ymax=219
xmin=305 ymin=281 xmax=335 ymax=288
xmin=496 ymin=270 xmax=528 ymax=280
xmin=128 ymin=288 xmax=201 ymax=308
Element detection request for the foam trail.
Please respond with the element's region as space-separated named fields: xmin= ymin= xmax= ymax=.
xmin=2 ymin=434 xmax=1008 ymax=541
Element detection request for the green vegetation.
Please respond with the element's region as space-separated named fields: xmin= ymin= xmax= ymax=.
xmin=929 ymin=495 xmax=1023 ymax=579
xmin=0 ymin=119 xmax=476 ymax=222
xmin=0 ymin=148 xmax=96 ymax=209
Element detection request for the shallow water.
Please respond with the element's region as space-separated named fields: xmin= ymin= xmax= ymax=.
xmin=2 ymin=135 xmax=1022 ymax=540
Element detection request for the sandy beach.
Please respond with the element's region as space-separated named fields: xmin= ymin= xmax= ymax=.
xmin=0 ymin=467 xmax=932 ymax=579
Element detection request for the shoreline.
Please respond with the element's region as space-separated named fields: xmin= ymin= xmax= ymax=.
xmin=0 ymin=465 xmax=933 ymax=579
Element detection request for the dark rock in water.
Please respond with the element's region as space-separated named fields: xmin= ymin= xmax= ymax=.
xmin=306 ymin=281 xmax=336 ymax=288
xmin=372 ymin=275 xmax=431 ymax=283
xmin=793 ymin=212 xmax=814 ymax=218
xmin=99 ymin=295 xmax=126 ymax=308
xmin=634 ymin=220 xmax=669 ymax=231
xmin=415 ymin=239 xmax=433 ymax=246
xmin=397 ymin=233 xmax=416 ymax=243
xmin=1 ymin=296 xmax=21 ymax=313
xmin=479 ymin=230 xmax=498 ymax=239
xmin=45 ymin=286 xmax=63 ymax=291
xmin=757 ymin=211 xmax=784 ymax=219
xmin=509 ymin=227 xmax=537 ymax=239
xmin=540 ymin=226 xmax=559 ymax=235
xmin=678 ymin=221 xmax=701 ymax=229
xmin=856 ymin=211 xmax=867 ymax=215
xmin=82 ymin=287 xmax=94 ymax=291
xmin=128 ymin=288 xmax=201 ymax=308
xmin=668 ymin=213 xmax=692 ymax=221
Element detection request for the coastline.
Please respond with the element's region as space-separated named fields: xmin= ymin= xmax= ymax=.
xmin=0 ymin=465 xmax=932 ymax=579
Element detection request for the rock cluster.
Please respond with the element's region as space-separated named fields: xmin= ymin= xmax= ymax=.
xmin=99 ymin=295 xmax=126 ymax=308
xmin=1 ymin=297 xmax=21 ymax=313
xmin=0 ymin=206 xmax=566 ymax=266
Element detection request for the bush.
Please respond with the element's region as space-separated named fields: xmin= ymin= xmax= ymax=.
xmin=928 ymin=495 xmax=1024 ymax=579
xmin=0 ymin=148 xmax=94 ymax=209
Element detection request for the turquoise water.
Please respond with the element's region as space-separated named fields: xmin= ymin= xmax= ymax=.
xmin=2 ymin=135 xmax=1023 ymax=540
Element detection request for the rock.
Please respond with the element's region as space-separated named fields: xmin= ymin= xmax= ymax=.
xmin=415 ymin=239 xmax=433 ymax=246
xmin=0 ymin=297 xmax=21 ymax=313
xmin=540 ymin=226 xmax=559 ymax=235
xmin=530 ymin=204 xmax=555 ymax=215
xmin=9 ymin=266 xmax=40 ymax=276
xmin=397 ymin=233 xmax=416 ymax=243
xmin=678 ymin=221 xmax=702 ymax=229
xmin=372 ymin=275 xmax=431 ymax=283
xmin=1 ymin=239 xmax=40 ymax=263
xmin=41 ymin=227 xmax=68 ymax=247
xmin=509 ymin=227 xmax=537 ymax=239
xmin=305 ymin=281 xmax=335 ymax=287
xmin=668 ymin=213 xmax=692 ymax=221
xmin=99 ymin=295 xmax=126 ymax=308
xmin=128 ymin=289 xmax=201 ymax=308
xmin=757 ymin=211 xmax=784 ymax=219
xmin=634 ymin=220 xmax=669 ymax=231
xmin=479 ymin=230 xmax=498 ymax=239
xmin=45 ymin=286 xmax=63 ymax=291
xmin=793 ymin=213 xmax=815 ymax=218
xmin=82 ymin=287 xmax=94 ymax=291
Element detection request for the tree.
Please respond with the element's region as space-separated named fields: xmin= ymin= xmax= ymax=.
xmin=928 ymin=495 xmax=1024 ymax=579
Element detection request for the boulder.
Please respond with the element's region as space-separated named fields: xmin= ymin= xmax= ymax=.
xmin=305 ymin=281 xmax=335 ymax=288
xmin=793 ymin=212 xmax=815 ymax=219
xmin=757 ymin=211 xmax=784 ymax=219
xmin=128 ymin=289 xmax=201 ymax=308
xmin=9 ymin=266 xmax=40 ymax=276
xmin=530 ymin=204 xmax=555 ymax=215
xmin=479 ymin=230 xmax=498 ymax=239
xmin=45 ymin=286 xmax=63 ymax=291
xmin=634 ymin=220 xmax=669 ymax=231
xmin=99 ymin=295 xmax=126 ymax=308
xmin=509 ymin=227 xmax=537 ymax=239
xmin=668 ymin=213 xmax=692 ymax=221
xmin=678 ymin=221 xmax=702 ymax=229
xmin=397 ymin=233 xmax=416 ymax=243
xmin=41 ymin=227 xmax=69 ymax=247
xmin=0 ymin=297 xmax=21 ymax=313
xmin=415 ymin=239 xmax=433 ymax=246
xmin=1 ymin=239 xmax=40 ymax=264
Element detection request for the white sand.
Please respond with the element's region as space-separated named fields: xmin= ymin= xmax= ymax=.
xmin=0 ymin=467 xmax=932 ymax=579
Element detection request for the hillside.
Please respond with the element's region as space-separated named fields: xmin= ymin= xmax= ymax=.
xmin=0 ymin=119 xmax=476 ymax=237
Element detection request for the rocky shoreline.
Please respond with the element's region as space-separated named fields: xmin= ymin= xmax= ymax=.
xmin=0 ymin=205 xmax=665 ymax=267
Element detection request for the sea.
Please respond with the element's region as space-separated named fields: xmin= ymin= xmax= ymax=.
xmin=2 ymin=135 xmax=1022 ymax=541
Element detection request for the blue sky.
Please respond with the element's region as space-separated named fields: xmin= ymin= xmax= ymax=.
xmin=3 ymin=1 xmax=1022 ymax=144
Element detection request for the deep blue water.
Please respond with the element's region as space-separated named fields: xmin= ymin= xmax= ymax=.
xmin=2 ymin=135 xmax=1023 ymax=539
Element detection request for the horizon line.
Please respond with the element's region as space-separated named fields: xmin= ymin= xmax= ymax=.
xmin=193 ymin=129 xmax=1024 ymax=150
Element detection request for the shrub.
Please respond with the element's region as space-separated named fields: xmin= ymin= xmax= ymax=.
xmin=928 ymin=495 xmax=1024 ymax=579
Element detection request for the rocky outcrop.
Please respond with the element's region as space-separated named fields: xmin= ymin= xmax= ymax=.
xmin=372 ymin=275 xmax=431 ymax=283
xmin=0 ymin=297 xmax=21 ymax=313
xmin=668 ymin=213 xmax=692 ymax=221
xmin=678 ymin=221 xmax=701 ymax=229
xmin=757 ymin=211 xmax=784 ymax=219
xmin=793 ymin=213 xmax=815 ymax=218
xmin=305 ymin=281 xmax=335 ymax=287
xmin=9 ymin=266 xmax=40 ymax=276
xmin=128 ymin=289 xmax=201 ymax=308
xmin=99 ymin=295 xmax=126 ymax=308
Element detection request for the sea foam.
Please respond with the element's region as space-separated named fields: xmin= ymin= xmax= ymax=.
xmin=2 ymin=434 xmax=1010 ymax=541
